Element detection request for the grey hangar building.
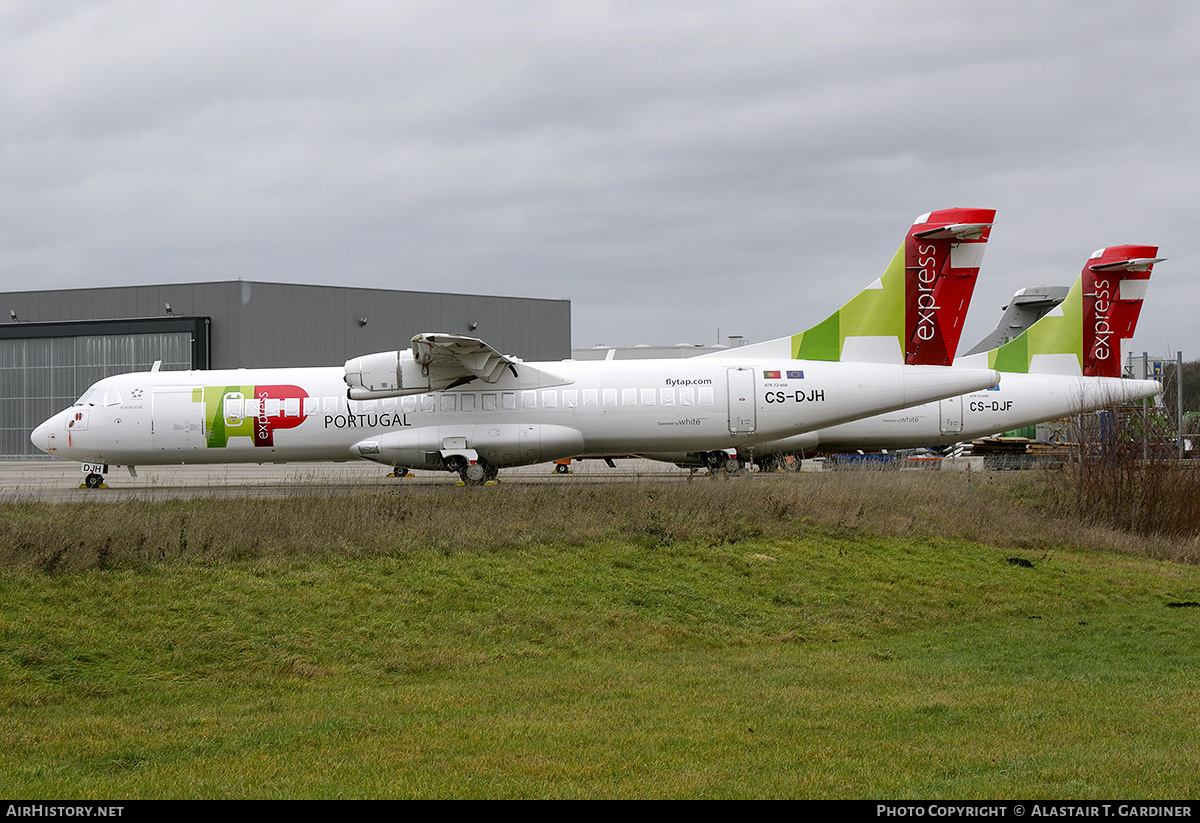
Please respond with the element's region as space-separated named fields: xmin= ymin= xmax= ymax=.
xmin=1 ymin=281 xmax=571 ymax=459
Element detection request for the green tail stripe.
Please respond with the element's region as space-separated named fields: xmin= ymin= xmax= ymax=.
xmin=790 ymin=242 xmax=906 ymax=360
xmin=195 ymin=385 xmax=256 ymax=448
xmin=987 ymin=279 xmax=1084 ymax=373
xmin=792 ymin=312 xmax=840 ymax=360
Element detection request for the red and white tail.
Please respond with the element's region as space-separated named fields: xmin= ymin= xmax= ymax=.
xmin=1082 ymin=245 xmax=1163 ymax=377
xmin=903 ymin=207 xmax=996 ymax=366
xmin=701 ymin=207 xmax=994 ymax=364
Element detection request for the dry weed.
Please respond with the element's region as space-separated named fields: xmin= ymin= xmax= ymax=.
xmin=4 ymin=465 xmax=1200 ymax=574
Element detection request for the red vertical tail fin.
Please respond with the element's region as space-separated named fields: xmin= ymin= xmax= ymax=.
xmin=903 ymin=207 xmax=996 ymax=366
xmin=1082 ymin=245 xmax=1163 ymax=377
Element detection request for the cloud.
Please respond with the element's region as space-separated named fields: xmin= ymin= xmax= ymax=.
xmin=1 ymin=0 xmax=1197 ymax=360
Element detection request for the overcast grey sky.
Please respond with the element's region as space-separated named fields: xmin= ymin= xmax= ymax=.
xmin=2 ymin=1 xmax=1197 ymax=361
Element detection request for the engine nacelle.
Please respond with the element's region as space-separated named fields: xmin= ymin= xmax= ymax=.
xmin=351 ymin=424 xmax=585 ymax=470
xmin=344 ymin=350 xmax=450 ymax=400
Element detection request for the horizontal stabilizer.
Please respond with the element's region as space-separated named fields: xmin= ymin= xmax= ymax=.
xmin=911 ymin=222 xmax=992 ymax=241
xmin=1089 ymin=257 xmax=1167 ymax=272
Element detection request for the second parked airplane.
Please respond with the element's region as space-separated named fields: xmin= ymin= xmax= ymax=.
xmin=668 ymin=244 xmax=1164 ymax=467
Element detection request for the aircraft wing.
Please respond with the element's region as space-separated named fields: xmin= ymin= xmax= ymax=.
xmin=410 ymin=333 xmax=519 ymax=385
xmin=345 ymin=333 xmax=571 ymax=400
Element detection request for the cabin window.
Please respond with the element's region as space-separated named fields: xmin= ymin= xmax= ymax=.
xmin=562 ymin=390 xmax=577 ymax=408
xmin=622 ymin=388 xmax=637 ymax=406
xmin=679 ymin=388 xmax=694 ymax=406
xmin=640 ymin=388 xmax=655 ymax=406
xmin=584 ymin=389 xmax=598 ymax=407
xmin=284 ymin=397 xmax=301 ymax=417
xmin=461 ymin=394 xmax=476 ymax=412
xmin=402 ymin=396 xmax=417 ymax=413
xmin=542 ymin=390 xmax=557 ymax=408
xmin=502 ymin=392 xmax=516 ymax=410
xmin=699 ymin=387 xmax=714 ymax=406
xmin=421 ymin=394 xmax=436 ymax=413
xmin=522 ymin=391 xmax=536 ymax=409
xmin=324 ymin=396 xmax=340 ymax=414
xmin=304 ymin=397 xmax=318 ymax=416
xmin=483 ymin=393 xmax=497 ymax=411
xmin=441 ymin=395 xmax=456 ymax=412
xmin=603 ymin=389 xmax=617 ymax=407
xmin=660 ymin=388 xmax=674 ymax=406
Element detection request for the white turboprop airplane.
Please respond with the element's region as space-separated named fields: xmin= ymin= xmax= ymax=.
xmin=29 ymin=210 xmax=1002 ymax=487
xmin=679 ymin=244 xmax=1164 ymax=465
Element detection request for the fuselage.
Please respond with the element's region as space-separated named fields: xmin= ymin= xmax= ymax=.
xmin=30 ymin=357 xmax=999 ymax=471
xmin=732 ymin=372 xmax=1162 ymax=458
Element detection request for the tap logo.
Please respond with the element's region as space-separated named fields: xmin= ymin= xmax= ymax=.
xmin=193 ymin=384 xmax=310 ymax=448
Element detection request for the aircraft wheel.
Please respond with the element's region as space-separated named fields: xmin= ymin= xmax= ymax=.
xmin=461 ymin=461 xmax=489 ymax=485
xmin=555 ymin=463 xmax=569 ymax=474
xmin=84 ymin=472 xmax=105 ymax=489
xmin=725 ymin=457 xmax=743 ymax=475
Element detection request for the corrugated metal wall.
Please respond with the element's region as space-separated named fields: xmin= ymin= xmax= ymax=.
xmin=2 ymin=281 xmax=570 ymax=368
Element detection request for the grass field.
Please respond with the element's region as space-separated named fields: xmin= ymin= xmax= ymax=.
xmin=2 ymin=470 xmax=1199 ymax=798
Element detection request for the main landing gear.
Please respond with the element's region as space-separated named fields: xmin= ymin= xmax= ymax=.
xmin=754 ymin=454 xmax=801 ymax=473
xmin=700 ymin=450 xmax=745 ymax=477
xmin=444 ymin=455 xmax=498 ymax=486
xmin=756 ymin=455 xmax=781 ymax=473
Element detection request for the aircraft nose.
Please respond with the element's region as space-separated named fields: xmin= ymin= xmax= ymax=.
xmin=30 ymin=419 xmax=50 ymax=455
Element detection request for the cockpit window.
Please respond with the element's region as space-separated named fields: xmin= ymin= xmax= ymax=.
xmin=74 ymin=386 xmax=121 ymax=407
